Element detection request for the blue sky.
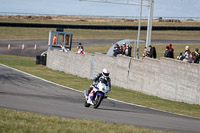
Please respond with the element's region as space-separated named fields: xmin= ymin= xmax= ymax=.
xmin=1 ymin=0 xmax=199 ymax=18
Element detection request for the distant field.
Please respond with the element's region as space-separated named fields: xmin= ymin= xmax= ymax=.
xmin=0 ymin=27 xmax=200 ymax=41
xmin=0 ymin=15 xmax=200 ymax=41
xmin=1 ymin=15 xmax=200 ymax=26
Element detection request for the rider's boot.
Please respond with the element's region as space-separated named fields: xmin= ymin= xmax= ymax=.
xmin=87 ymin=94 xmax=94 ymax=105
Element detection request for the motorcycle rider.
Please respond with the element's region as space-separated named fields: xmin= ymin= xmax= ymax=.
xmin=87 ymin=68 xmax=111 ymax=104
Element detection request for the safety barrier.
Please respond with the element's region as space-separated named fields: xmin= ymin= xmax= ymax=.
xmin=47 ymin=49 xmax=200 ymax=105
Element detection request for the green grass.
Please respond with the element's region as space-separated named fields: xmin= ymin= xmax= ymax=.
xmin=0 ymin=108 xmax=172 ymax=133
xmin=1 ymin=27 xmax=200 ymax=40
xmin=0 ymin=54 xmax=200 ymax=119
xmin=1 ymin=15 xmax=200 ymax=41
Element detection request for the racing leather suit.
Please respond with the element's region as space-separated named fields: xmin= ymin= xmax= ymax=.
xmin=87 ymin=73 xmax=111 ymax=95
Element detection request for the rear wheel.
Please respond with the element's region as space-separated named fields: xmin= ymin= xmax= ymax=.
xmin=93 ymin=95 xmax=103 ymax=109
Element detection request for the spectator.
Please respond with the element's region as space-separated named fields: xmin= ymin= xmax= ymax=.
xmin=177 ymin=46 xmax=200 ymax=64
xmin=147 ymin=45 xmax=157 ymax=58
xmin=77 ymin=45 xmax=85 ymax=54
xmin=168 ymin=44 xmax=174 ymax=51
xmin=113 ymin=43 xmax=121 ymax=56
xmin=168 ymin=44 xmax=174 ymax=58
xmin=52 ymin=35 xmax=57 ymax=45
xmin=124 ymin=44 xmax=132 ymax=57
xmin=122 ymin=42 xmax=126 ymax=55
xmin=184 ymin=46 xmax=191 ymax=56
xmin=78 ymin=43 xmax=84 ymax=51
xmin=183 ymin=51 xmax=190 ymax=62
xmin=164 ymin=46 xmax=174 ymax=58
xmin=194 ymin=48 xmax=199 ymax=64
xmin=142 ymin=47 xmax=147 ymax=57
xmin=146 ymin=45 xmax=152 ymax=58
xmin=177 ymin=52 xmax=185 ymax=60
xmin=188 ymin=52 xmax=198 ymax=63
xmin=119 ymin=46 xmax=123 ymax=54
xmin=152 ymin=46 xmax=157 ymax=58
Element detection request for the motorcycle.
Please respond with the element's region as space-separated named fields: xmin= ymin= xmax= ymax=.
xmin=84 ymin=79 xmax=110 ymax=109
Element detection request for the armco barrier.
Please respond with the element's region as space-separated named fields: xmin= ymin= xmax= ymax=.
xmin=47 ymin=50 xmax=200 ymax=105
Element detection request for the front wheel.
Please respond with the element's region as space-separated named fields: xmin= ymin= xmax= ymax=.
xmin=93 ymin=95 xmax=103 ymax=109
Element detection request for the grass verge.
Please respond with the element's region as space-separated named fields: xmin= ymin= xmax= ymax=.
xmin=0 ymin=108 xmax=172 ymax=133
xmin=0 ymin=54 xmax=200 ymax=119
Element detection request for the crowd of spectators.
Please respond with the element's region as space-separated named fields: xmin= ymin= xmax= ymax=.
xmin=163 ymin=44 xmax=199 ymax=64
xmin=74 ymin=41 xmax=200 ymax=65
xmin=177 ymin=46 xmax=199 ymax=64
xmin=113 ymin=42 xmax=132 ymax=57
xmin=142 ymin=43 xmax=200 ymax=64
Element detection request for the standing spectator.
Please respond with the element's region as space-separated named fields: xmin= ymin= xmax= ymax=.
xmin=146 ymin=45 xmax=153 ymax=58
xmin=124 ymin=44 xmax=132 ymax=57
xmin=119 ymin=46 xmax=123 ymax=54
xmin=147 ymin=45 xmax=157 ymax=58
xmin=52 ymin=35 xmax=57 ymax=45
xmin=113 ymin=43 xmax=120 ymax=56
xmin=182 ymin=46 xmax=190 ymax=62
xmin=142 ymin=47 xmax=147 ymax=57
xmin=122 ymin=42 xmax=126 ymax=55
xmin=194 ymin=48 xmax=200 ymax=64
xmin=78 ymin=43 xmax=84 ymax=51
xmin=168 ymin=44 xmax=174 ymax=51
xmin=152 ymin=46 xmax=157 ymax=59
xmin=184 ymin=46 xmax=191 ymax=56
xmin=168 ymin=44 xmax=174 ymax=58
xmin=164 ymin=46 xmax=173 ymax=58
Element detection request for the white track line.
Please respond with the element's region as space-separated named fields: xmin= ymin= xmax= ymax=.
xmin=1 ymin=63 xmax=199 ymax=120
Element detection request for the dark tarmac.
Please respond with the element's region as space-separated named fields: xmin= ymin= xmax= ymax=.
xmin=1 ymin=64 xmax=200 ymax=133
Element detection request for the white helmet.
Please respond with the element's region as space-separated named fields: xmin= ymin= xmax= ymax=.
xmin=102 ymin=68 xmax=110 ymax=77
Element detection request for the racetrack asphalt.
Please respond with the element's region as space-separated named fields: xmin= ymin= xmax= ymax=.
xmin=0 ymin=39 xmax=200 ymax=57
xmin=0 ymin=64 xmax=200 ymax=133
